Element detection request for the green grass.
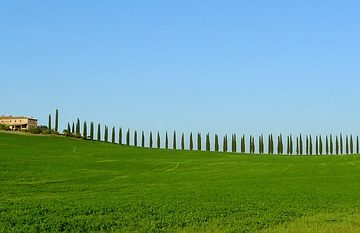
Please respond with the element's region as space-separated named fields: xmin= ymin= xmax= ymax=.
xmin=1 ymin=132 xmax=360 ymax=232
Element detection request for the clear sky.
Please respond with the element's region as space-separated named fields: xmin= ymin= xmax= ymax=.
xmin=1 ymin=1 xmax=359 ymax=138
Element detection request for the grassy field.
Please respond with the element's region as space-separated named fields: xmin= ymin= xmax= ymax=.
xmin=1 ymin=132 xmax=360 ymax=232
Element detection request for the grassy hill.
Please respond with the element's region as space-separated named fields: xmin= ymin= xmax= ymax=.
xmin=1 ymin=132 xmax=360 ymax=232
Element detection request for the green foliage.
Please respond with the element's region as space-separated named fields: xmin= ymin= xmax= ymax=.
xmin=126 ymin=129 xmax=130 ymax=146
xmin=104 ymin=126 xmax=108 ymax=143
xmin=214 ymin=134 xmax=219 ymax=152
xmin=149 ymin=132 xmax=153 ymax=148
xmin=83 ymin=121 xmax=87 ymax=140
xmin=0 ymin=124 xmax=10 ymax=131
xmin=141 ymin=131 xmax=145 ymax=147
xmin=206 ymin=133 xmax=211 ymax=152
xmin=134 ymin=130 xmax=137 ymax=146
xmin=119 ymin=128 xmax=123 ymax=145
xmin=197 ymin=133 xmax=201 ymax=151
xmin=90 ymin=122 xmax=94 ymax=140
xmin=76 ymin=118 xmax=81 ymax=136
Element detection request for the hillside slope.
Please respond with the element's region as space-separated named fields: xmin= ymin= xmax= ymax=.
xmin=1 ymin=132 xmax=360 ymax=232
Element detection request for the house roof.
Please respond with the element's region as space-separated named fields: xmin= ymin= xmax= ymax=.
xmin=0 ymin=115 xmax=37 ymax=120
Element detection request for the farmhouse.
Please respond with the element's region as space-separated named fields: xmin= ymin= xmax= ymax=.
xmin=0 ymin=115 xmax=38 ymax=130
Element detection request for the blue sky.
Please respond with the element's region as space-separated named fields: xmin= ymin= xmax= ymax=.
xmin=1 ymin=1 xmax=360 ymax=138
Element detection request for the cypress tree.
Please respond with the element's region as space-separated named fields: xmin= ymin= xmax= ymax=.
xmin=309 ymin=135 xmax=313 ymax=155
xmin=126 ymin=129 xmax=130 ymax=146
xmin=290 ymin=135 xmax=294 ymax=155
xmin=241 ymin=135 xmax=245 ymax=153
xmin=330 ymin=135 xmax=333 ymax=155
xmin=325 ymin=136 xmax=329 ymax=155
xmin=350 ymin=135 xmax=354 ymax=154
xmin=340 ymin=134 xmax=343 ymax=155
xmin=83 ymin=121 xmax=87 ymax=139
xmin=223 ymin=135 xmax=228 ymax=152
xmin=157 ymin=132 xmax=161 ymax=149
xmin=336 ymin=136 xmax=339 ymax=155
xmin=67 ymin=123 xmax=71 ymax=136
xmin=111 ymin=127 xmax=116 ymax=144
xmin=215 ymin=134 xmax=219 ymax=152
xmin=104 ymin=126 xmax=108 ymax=143
xmin=319 ymin=135 xmax=323 ymax=155
xmin=232 ymin=134 xmax=236 ymax=153
xmin=173 ymin=131 xmax=176 ymax=149
xmin=149 ymin=132 xmax=153 ymax=148
xmin=48 ymin=114 xmax=52 ymax=133
xmin=306 ymin=136 xmax=309 ymax=155
xmin=134 ymin=130 xmax=137 ymax=146
xmin=141 ymin=131 xmax=145 ymax=147
xmin=181 ymin=133 xmax=185 ymax=150
xmin=119 ymin=128 xmax=123 ymax=145
xmin=287 ymin=136 xmax=290 ymax=155
xmin=97 ymin=124 xmax=101 ymax=141
xmin=259 ymin=135 xmax=263 ymax=154
xmin=165 ymin=132 xmax=169 ymax=149
xmin=76 ymin=118 xmax=80 ymax=135
xmin=277 ymin=135 xmax=281 ymax=155
xmin=55 ymin=109 xmax=59 ymax=132
xmin=197 ymin=133 xmax=201 ymax=151
xmin=296 ymin=137 xmax=299 ymax=155
xmin=72 ymin=122 xmax=75 ymax=134
xmin=90 ymin=122 xmax=94 ymax=140
xmin=189 ymin=133 xmax=193 ymax=150
xmin=315 ymin=136 xmax=319 ymax=155
xmin=299 ymin=134 xmax=303 ymax=155
xmin=357 ymin=136 xmax=359 ymax=154
xmin=346 ymin=135 xmax=349 ymax=155
xmin=206 ymin=133 xmax=210 ymax=152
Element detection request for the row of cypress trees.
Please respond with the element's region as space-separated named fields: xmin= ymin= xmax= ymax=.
xmin=63 ymin=118 xmax=360 ymax=155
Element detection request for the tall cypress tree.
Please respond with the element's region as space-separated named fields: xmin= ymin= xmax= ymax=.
xmin=165 ymin=132 xmax=169 ymax=149
xmin=173 ymin=131 xmax=176 ymax=149
xmin=83 ymin=121 xmax=87 ymax=139
xmin=232 ymin=134 xmax=237 ymax=153
xmin=149 ymin=132 xmax=153 ymax=148
xmin=112 ymin=127 xmax=116 ymax=144
xmin=97 ymin=124 xmax=101 ymax=141
xmin=141 ymin=131 xmax=145 ymax=147
xmin=340 ymin=134 xmax=343 ymax=155
xmin=350 ymin=135 xmax=354 ymax=154
xmin=357 ymin=136 xmax=359 ymax=154
xmin=215 ymin=134 xmax=219 ymax=152
xmin=67 ymin=123 xmax=71 ymax=136
xmin=309 ymin=135 xmax=312 ymax=155
xmin=223 ymin=135 xmax=227 ymax=152
xmin=134 ymin=130 xmax=137 ymax=146
xmin=206 ymin=133 xmax=211 ymax=151
xmin=346 ymin=135 xmax=349 ymax=155
xmin=126 ymin=129 xmax=130 ymax=146
xmin=104 ymin=126 xmax=108 ymax=143
xmin=325 ymin=136 xmax=329 ymax=155
xmin=259 ymin=135 xmax=263 ymax=154
xmin=55 ymin=109 xmax=59 ymax=132
xmin=48 ymin=114 xmax=52 ymax=133
xmin=189 ymin=133 xmax=193 ymax=150
xmin=119 ymin=128 xmax=123 ymax=145
xmin=306 ymin=136 xmax=309 ymax=155
xmin=76 ymin=118 xmax=80 ymax=135
xmin=157 ymin=132 xmax=161 ymax=149
xmin=296 ymin=137 xmax=299 ymax=155
xmin=290 ymin=135 xmax=294 ymax=155
xmin=90 ymin=122 xmax=94 ymax=140
xmin=299 ymin=134 xmax=303 ymax=155
xmin=181 ymin=133 xmax=185 ymax=150
xmin=197 ymin=133 xmax=201 ymax=151
xmin=319 ymin=136 xmax=323 ymax=155
xmin=336 ymin=136 xmax=339 ymax=155
xmin=315 ymin=136 xmax=319 ymax=155
xmin=330 ymin=135 xmax=333 ymax=155
xmin=241 ymin=135 xmax=245 ymax=153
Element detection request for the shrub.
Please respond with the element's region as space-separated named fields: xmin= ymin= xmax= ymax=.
xmin=0 ymin=124 xmax=10 ymax=131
